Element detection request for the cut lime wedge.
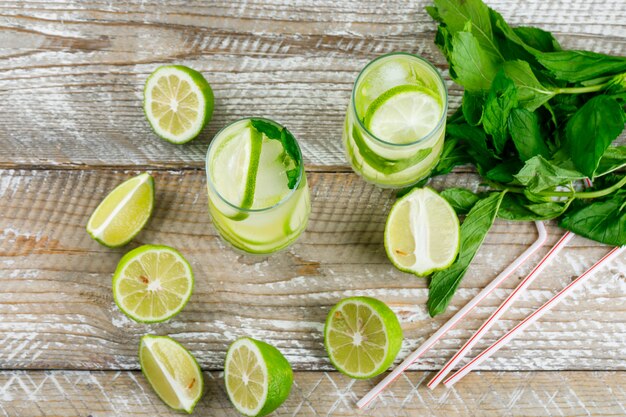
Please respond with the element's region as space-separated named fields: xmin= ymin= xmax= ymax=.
xmin=86 ymin=173 xmax=154 ymax=248
xmin=139 ymin=335 xmax=203 ymax=413
xmin=112 ymin=244 xmax=194 ymax=323
xmin=224 ymin=337 xmax=293 ymax=417
xmin=324 ymin=296 xmax=403 ymax=379
xmin=364 ymin=85 xmax=442 ymax=144
xmin=385 ymin=187 xmax=460 ymax=276
xmin=144 ymin=65 xmax=213 ymax=144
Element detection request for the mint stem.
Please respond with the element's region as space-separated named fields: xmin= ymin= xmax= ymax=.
xmin=553 ymin=84 xmax=607 ymax=95
xmin=492 ymin=175 xmax=626 ymax=199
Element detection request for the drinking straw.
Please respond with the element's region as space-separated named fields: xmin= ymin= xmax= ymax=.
xmin=427 ymin=230 xmax=574 ymax=388
xmin=443 ymin=245 xmax=625 ymax=387
xmin=356 ymin=221 xmax=548 ymax=408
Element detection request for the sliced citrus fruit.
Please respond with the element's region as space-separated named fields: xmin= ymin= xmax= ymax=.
xmin=324 ymin=296 xmax=403 ymax=379
xmin=86 ymin=173 xmax=154 ymax=248
xmin=224 ymin=337 xmax=293 ymax=416
xmin=139 ymin=335 xmax=203 ymax=413
xmin=385 ymin=187 xmax=460 ymax=276
xmin=144 ymin=65 xmax=213 ymax=144
xmin=112 ymin=244 xmax=194 ymax=323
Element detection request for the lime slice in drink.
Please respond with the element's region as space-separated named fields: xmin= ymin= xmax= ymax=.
xmin=112 ymin=244 xmax=194 ymax=323
xmin=324 ymin=296 xmax=403 ymax=379
xmin=364 ymin=85 xmax=442 ymax=144
xmin=224 ymin=337 xmax=293 ymax=417
xmin=86 ymin=173 xmax=154 ymax=248
xmin=144 ymin=65 xmax=214 ymax=144
xmin=139 ymin=335 xmax=203 ymax=413
xmin=385 ymin=187 xmax=460 ymax=276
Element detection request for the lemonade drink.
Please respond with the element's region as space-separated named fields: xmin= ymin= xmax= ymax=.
xmin=206 ymin=118 xmax=310 ymax=254
xmin=343 ymin=52 xmax=448 ymax=188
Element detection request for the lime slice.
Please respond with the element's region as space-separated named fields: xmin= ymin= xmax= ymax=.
xmin=224 ymin=337 xmax=293 ymax=417
xmin=112 ymin=245 xmax=194 ymax=323
xmin=324 ymin=296 xmax=403 ymax=379
xmin=86 ymin=173 xmax=154 ymax=248
xmin=139 ymin=335 xmax=203 ymax=413
xmin=385 ymin=187 xmax=460 ymax=276
xmin=144 ymin=65 xmax=214 ymax=144
xmin=364 ymin=85 xmax=442 ymax=144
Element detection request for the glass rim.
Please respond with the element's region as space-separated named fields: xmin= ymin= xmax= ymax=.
xmin=205 ymin=116 xmax=305 ymax=213
xmin=350 ymin=51 xmax=449 ymax=147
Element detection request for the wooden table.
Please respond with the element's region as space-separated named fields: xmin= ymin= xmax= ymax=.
xmin=1 ymin=1 xmax=625 ymax=416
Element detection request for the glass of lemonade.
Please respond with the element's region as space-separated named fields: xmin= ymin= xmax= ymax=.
xmin=343 ymin=52 xmax=448 ymax=188
xmin=206 ymin=118 xmax=310 ymax=254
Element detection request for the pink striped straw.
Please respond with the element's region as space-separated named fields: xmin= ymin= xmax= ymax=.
xmin=356 ymin=221 xmax=547 ymax=409
xmin=427 ymin=230 xmax=574 ymax=388
xmin=444 ymin=245 xmax=625 ymax=386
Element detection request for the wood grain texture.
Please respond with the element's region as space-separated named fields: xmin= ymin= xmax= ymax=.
xmin=0 ymin=0 xmax=625 ymax=168
xmin=0 ymin=370 xmax=624 ymax=416
xmin=1 ymin=169 xmax=624 ymax=371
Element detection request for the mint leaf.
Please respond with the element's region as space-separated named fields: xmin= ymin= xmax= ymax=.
xmin=440 ymin=188 xmax=481 ymax=215
xmin=462 ymin=90 xmax=485 ymax=126
xmin=250 ymin=118 xmax=302 ymax=189
xmin=536 ymin=50 xmax=626 ymax=83
xmin=450 ymin=30 xmax=502 ymax=91
xmin=447 ymin=123 xmax=499 ymax=173
xmin=498 ymin=193 xmax=570 ymax=221
xmin=428 ymin=191 xmax=505 ymax=317
xmin=560 ymin=189 xmax=626 ymax=246
xmin=502 ymin=60 xmax=555 ymax=111
xmin=596 ymin=146 xmax=626 ymax=177
xmin=508 ymin=108 xmax=550 ymax=161
xmin=483 ymin=70 xmax=518 ymax=153
xmin=564 ymin=95 xmax=625 ymax=178
xmin=514 ymin=156 xmax=585 ymax=194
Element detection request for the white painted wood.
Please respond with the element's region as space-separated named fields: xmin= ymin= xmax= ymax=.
xmin=0 ymin=169 xmax=623 ymax=371
xmin=0 ymin=0 xmax=624 ymax=167
xmin=0 ymin=370 xmax=624 ymax=416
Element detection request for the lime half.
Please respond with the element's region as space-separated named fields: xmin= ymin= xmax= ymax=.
xmin=139 ymin=335 xmax=203 ymax=413
xmin=324 ymin=296 xmax=403 ymax=379
xmin=385 ymin=187 xmax=460 ymax=276
xmin=144 ymin=65 xmax=214 ymax=144
xmin=112 ymin=245 xmax=194 ymax=323
xmin=224 ymin=337 xmax=293 ymax=417
xmin=86 ymin=173 xmax=154 ymax=248
xmin=364 ymin=85 xmax=442 ymax=144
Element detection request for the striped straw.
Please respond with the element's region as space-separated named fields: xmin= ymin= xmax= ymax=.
xmin=356 ymin=221 xmax=547 ymax=408
xmin=444 ymin=245 xmax=625 ymax=386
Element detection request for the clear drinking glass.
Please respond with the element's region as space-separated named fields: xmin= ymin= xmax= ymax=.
xmin=206 ymin=118 xmax=311 ymax=254
xmin=343 ymin=52 xmax=448 ymax=188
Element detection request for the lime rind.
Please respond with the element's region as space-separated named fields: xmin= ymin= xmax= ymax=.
xmin=86 ymin=173 xmax=154 ymax=248
xmin=139 ymin=335 xmax=204 ymax=414
xmin=112 ymin=244 xmax=194 ymax=324
xmin=143 ymin=65 xmax=214 ymax=144
xmin=224 ymin=337 xmax=293 ymax=417
xmin=384 ymin=187 xmax=460 ymax=276
xmin=323 ymin=296 xmax=403 ymax=379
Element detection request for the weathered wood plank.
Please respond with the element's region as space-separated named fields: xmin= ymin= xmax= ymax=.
xmin=0 ymin=370 xmax=624 ymax=416
xmin=0 ymin=0 xmax=625 ymax=167
xmin=1 ymin=169 xmax=624 ymax=371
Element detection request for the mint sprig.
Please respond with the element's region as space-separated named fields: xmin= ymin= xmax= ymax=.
xmin=250 ymin=119 xmax=301 ymax=189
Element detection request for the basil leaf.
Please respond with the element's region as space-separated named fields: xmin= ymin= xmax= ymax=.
xmin=502 ymin=60 xmax=555 ymax=111
xmin=508 ymin=108 xmax=550 ymax=161
xmin=514 ymin=155 xmax=585 ymax=194
xmin=450 ymin=30 xmax=502 ymax=91
xmin=536 ymin=50 xmax=626 ymax=83
xmin=483 ymin=70 xmax=518 ymax=153
xmin=560 ymin=189 xmax=626 ymax=246
xmin=596 ymin=146 xmax=626 ymax=177
xmin=440 ymin=188 xmax=481 ymax=215
xmin=564 ymin=95 xmax=625 ymax=178
xmin=428 ymin=191 xmax=505 ymax=317
xmin=250 ymin=118 xmax=302 ymax=189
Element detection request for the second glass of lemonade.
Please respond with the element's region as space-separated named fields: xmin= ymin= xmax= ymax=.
xmin=343 ymin=52 xmax=448 ymax=188
xmin=206 ymin=118 xmax=310 ymax=254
